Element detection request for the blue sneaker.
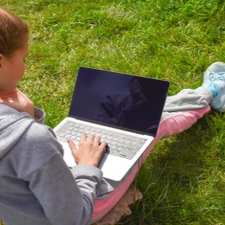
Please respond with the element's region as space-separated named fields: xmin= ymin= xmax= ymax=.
xmin=202 ymin=61 xmax=225 ymax=112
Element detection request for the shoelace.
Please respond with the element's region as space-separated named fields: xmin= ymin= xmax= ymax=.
xmin=208 ymin=71 xmax=225 ymax=81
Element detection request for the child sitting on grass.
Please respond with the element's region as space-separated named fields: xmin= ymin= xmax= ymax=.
xmin=0 ymin=6 xmax=225 ymax=225
xmin=0 ymin=7 xmax=108 ymax=225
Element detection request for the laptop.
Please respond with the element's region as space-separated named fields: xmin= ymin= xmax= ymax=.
xmin=53 ymin=67 xmax=169 ymax=181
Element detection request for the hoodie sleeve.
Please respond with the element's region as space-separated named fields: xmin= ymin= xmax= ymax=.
xmin=17 ymin=123 xmax=102 ymax=225
xmin=24 ymin=154 xmax=102 ymax=225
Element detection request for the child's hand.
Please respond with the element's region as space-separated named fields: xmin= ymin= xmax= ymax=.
xmin=0 ymin=88 xmax=35 ymax=118
xmin=67 ymin=134 xmax=107 ymax=167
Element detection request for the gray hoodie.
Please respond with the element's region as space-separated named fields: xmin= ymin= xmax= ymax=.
xmin=0 ymin=103 xmax=114 ymax=225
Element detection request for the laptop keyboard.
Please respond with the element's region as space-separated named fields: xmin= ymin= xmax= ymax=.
xmin=54 ymin=120 xmax=147 ymax=160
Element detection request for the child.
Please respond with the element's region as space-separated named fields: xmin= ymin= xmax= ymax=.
xmin=0 ymin=7 xmax=225 ymax=225
xmin=0 ymin=7 xmax=108 ymax=225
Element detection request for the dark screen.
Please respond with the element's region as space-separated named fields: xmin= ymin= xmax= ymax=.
xmin=69 ymin=67 xmax=169 ymax=136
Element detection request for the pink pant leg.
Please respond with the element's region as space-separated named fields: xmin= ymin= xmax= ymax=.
xmin=91 ymin=106 xmax=211 ymax=223
xmin=140 ymin=106 xmax=211 ymax=164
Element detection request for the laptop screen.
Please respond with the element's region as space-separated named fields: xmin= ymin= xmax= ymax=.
xmin=69 ymin=67 xmax=169 ymax=136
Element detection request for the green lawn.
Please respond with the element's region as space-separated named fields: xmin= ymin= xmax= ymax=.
xmin=2 ymin=0 xmax=225 ymax=224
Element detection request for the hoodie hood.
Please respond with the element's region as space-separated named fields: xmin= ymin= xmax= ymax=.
xmin=0 ymin=103 xmax=34 ymax=159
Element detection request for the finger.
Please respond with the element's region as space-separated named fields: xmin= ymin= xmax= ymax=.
xmin=98 ymin=141 xmax=107 ymax=152
xmin=80 ymin=133 xmax=87 ymax=143
xmin=87 ymin=134 xmax=94 ymax=143
xmin=93 ymin=134 xmax=101 ymax=146
xmin=96 ymin=142 xmax=108 ymax=167
xmin=67 ymin=139 xmax=78 ymax=154
xmin=67 ymin=139 xmax=80 ymax=163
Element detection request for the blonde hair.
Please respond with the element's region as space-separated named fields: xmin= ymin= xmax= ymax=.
xmin=0 ymin=7 xmax=29 ymax=57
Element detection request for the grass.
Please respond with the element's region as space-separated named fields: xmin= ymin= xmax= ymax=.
xmin=1 ymin=0 xmax=225 ymax=224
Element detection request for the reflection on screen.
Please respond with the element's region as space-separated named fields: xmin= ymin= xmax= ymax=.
xmin=69 ymin=67 xmax=169 ymax=136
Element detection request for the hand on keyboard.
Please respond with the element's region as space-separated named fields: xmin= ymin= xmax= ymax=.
xmin=67 ymin=133 xmax=108 ymax=167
